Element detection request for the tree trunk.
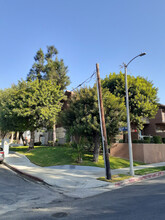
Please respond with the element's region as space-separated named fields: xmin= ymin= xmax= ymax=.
xmin=29 ymin=130 xmax=35 ymax=150
xmin=16 ymin=131 xmax=19 ymax=144
xmin=19 ymin=132 xmax=25 ymax=146
xmin=10 ymin=132 xmax=14 ymax=143
xmin=1 ymin=131 xmax=6 ymax=139
xmin=52 ymin=123 xmax=56 ymax=146
xmin=93 ymin=134 xmax=100 ymax=162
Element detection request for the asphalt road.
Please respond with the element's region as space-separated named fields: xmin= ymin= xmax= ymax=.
xmin=1 ymin=164 xmax=165 ymax=220
xmin=0 ymin=164 xmax=66 ymax=219
xmin=64 ymin=175 xmax=165 ymax=220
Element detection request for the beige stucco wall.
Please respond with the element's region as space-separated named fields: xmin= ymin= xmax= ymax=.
xmin=142 ymin=144 xmax=165 ymax=163
xmin=111 ymin=143 xmax=165 ymax=164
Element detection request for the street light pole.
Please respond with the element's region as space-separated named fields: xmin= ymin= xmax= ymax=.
xmin=124 ymin=53 xmax=146 ymax=176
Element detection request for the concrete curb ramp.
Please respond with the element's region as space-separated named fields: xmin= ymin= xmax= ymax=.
xmin=3 ymin=152 xmax=165 ymax=198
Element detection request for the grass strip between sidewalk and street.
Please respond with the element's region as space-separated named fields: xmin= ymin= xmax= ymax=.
xmin=97 ymin=174 xmax=132 ymax=183
xmin=135 ymin=166 xmax=165 ymax=175
xmin=9 ymin=145 xmax=144 ymax=169
xmin=98 ymin=167 xmax=165 ymax=183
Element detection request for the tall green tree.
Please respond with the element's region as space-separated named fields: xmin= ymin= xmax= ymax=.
xmin=26 ymin=46 xmax=70 ymax=146
xmin=0 ymin=85 xmax=31 ymax=143
xmin=102 ymin=72 xmax=159 ymax=130
xmin=44 ymin=45 xmax=70 ymax=145
xmin=0 ymin=86 xmax=25 ymax=136
xmin=27 ymin=48 xmax=45 ymax=81
xmin=44 ymin=45 xmax=70 ymax=90
xmin=61 ymin=86 xmax=125 ymax=162
xmin=0 ymin=80 xmax=64 ymax=149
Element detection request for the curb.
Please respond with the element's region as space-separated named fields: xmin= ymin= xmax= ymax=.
xmin=114 ymin=171 xmax=165 ymax=187
xmin=3 ymin=159 xmax=165 ymax=192
xmin=3 ymin=162 xmax=50 ymax=186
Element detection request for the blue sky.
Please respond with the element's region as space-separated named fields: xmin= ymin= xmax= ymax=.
xmin=1 ymin=0 xmax=165 ymax=103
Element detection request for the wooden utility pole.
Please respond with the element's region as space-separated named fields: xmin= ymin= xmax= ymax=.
xmin=96 ymin=63 xmax=111 ymax=180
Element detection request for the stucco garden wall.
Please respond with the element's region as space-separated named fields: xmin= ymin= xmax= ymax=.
xmin=111 ymin=143 xmax=165 ymax=164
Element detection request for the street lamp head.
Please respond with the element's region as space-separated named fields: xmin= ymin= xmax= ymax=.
xmin=139 ymin=52 xmax=146 ymax=57
xmin=125 ymin=52 xmax=147 ymax=68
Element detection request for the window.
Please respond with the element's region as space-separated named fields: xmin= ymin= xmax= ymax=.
xmin=156 ymin=125 xmax=165 ymax=133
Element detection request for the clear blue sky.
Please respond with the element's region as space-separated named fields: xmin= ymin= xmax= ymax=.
xmin=1 ymin=0 xmax=165 ymax=103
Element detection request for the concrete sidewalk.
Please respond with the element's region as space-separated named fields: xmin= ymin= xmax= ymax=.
xmin=4 ymin=152 xmax=165 ymax=198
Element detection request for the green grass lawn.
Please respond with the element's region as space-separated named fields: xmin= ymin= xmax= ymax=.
xmin=10 ymin=145 xmax=144 ymax=169
xmin=135 ymin=166 xmax=165 ymax=175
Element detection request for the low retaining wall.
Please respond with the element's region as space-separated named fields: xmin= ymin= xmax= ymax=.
xmin=111 ymin=143 xmax=165 ymax=164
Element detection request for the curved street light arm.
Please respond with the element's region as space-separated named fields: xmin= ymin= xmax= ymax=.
xmin=125 ymin=53 xmax=146 ymax=67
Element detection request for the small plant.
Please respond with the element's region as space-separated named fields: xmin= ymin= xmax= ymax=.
xmin=152 ymin=136 xmax=162 ymax=144
xmin=71 ymin=142 xmax=83 ymax=163
xmin=132 ymin=140 xmax=139 ymax=143
xmin=162 ymin=138 xmax=165 ymax=143
xmin=143 ymin=137 xmax=151 ymax=143
xmin=34 ymin=141 xmax=42 ymax=146
xmin=65 ymin=130 xmax=72 ymax=143
xmin=48 ymin=141 xmax=53 ymax=146
xmin=56 ymin=139 xmax=59 ymax=143
xmin=71 ymin=137 xmax=87 ymax=163
xmin=119 ymin=139 xmax=124 ymax=143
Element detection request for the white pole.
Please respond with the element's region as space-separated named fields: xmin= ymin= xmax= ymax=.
xmin=124 ymin=64 xmax=134 ymax=176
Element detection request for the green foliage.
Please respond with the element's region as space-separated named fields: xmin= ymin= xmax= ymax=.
xmin=61 ymin=86 xmax=125 ymax=141
xmin=97 ymin=174 xmax=132 ymax=183
xmin=71 ymin=138 xmax=88 ymax=162
xmin=119 ymin=139 xmax=124 ymax=143
xmin=0 ymin=86 xmax=28 ymax=133
xmin=152 ymin=136 xmax=162 ymax=144
xmin=34 ymin=142 xmax=42 ymax=146
xmin=27 ymin=48 xmax=45 ymax=81
xmin=47 ymin=141 xmax=53 ymax=146
xmin=135 ymin=166 xmax=165 ymax=175
xmin=10 ymin=145 xmax=144 ymax=168
xmin=44 ymin=46 xmax=70 ymax=90
xmin=132 ymin=140 xmax=139 ymax=143
xmin=0 ymin=79 xmax=64 ymax=133
xmin=102 ymin=72 xmax=159 ymax=130
xmin=27 ymin=45 xmax=70 ymax=91
xmin=65 ymin=129 xmax=72 ymax=143
xmin=143 ymin=136 xmax=151 ymax=143
xmin=132 ymin=136 xmax=164 ymax=144
xmin=132 ymin=138 xmax=151 ymax=143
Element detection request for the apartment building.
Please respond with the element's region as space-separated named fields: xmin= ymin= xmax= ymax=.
xmin=141 ymin=104 xmax=165 ymax=138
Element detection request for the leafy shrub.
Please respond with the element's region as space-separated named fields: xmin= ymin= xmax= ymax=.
xmin=138 ymin=139 xmax=144 ymax=143
xmin=162 ymin=138 xmax=165 ymax=143
xmin=56 ymin=139 xmax=59 ymax=143
xmin=48 ymin=141 xmax=53 ymax=146
xmin=132 ymin=139 xmax=146 ymax=143
xmin=61 ymin=143 xmax=72 ymax=147
xmin=143 ymin=137 xmax=151 ymax=143
xmin=119 ymin=139 xmax=124 ymax=143
xmin=132 ymin=140 xmax=139 ymax=143
xmin=71 ymin=138 xmax=87 ymax=163
xmin=65 ymin=130 xmax=71 ymax=143
xmin=152 ymin=136 xmax=162 ymax=144
xmin=34 ymin=141 xmax=42 ymax=146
